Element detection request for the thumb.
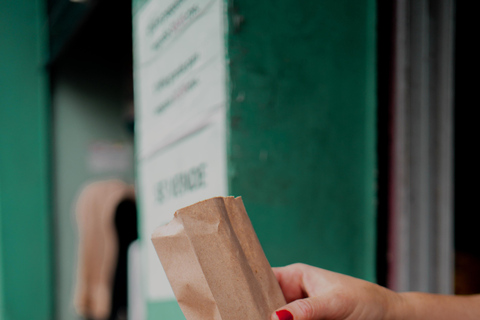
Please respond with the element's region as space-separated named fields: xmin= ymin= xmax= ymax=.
xmin=272 ymin=297 xmax=326 ymax=320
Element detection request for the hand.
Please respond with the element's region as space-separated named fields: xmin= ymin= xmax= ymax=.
xmin=271 ymin=263 xmax=399 ymax=320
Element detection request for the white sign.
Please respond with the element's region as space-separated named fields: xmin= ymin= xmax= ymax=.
xmin=138 ymin=113 xmax=227 ymax=299
xmin=133 ymin=0 xmax=227 ymax=301
xmin=134 ymin=0 xmax=226 ymax=160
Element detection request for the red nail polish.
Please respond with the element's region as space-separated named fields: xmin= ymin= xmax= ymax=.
xmin=276 ymin=309 xmax=293 ymax=320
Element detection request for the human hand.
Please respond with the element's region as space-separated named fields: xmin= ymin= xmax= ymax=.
xmin=271 ymin=263 xmax=400 ymax=320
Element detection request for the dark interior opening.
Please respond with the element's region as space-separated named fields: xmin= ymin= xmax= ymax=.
xmin=48 ymin=0 xmax=136 ymax=318
xmin=49 ymin=0 xmax=133 ymax=97
xmin=453 ymin=0 xmax=480 ymax=295
xmin=376 ymin=0 xmax=394 ymax=287
xmin=111 ymin=199 xmax=138 ymax=320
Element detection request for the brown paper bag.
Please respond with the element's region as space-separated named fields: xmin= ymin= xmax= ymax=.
xmin=151 ymin=196 xmax=286 ymax=320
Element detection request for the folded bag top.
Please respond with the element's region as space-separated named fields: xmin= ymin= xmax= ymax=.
xmin=151 ymin=196 xmax=286 ymax=320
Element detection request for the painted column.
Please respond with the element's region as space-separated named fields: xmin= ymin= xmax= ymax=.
xmin=0 ymin=0 xmax=53 ymax=319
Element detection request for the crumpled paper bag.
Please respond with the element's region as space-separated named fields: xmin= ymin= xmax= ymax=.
xmin=151 ymin=196 xmax=286 ymax=320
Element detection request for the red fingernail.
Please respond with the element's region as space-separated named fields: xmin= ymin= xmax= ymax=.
xmin=276 ymin=309 xmax=293 ymax=320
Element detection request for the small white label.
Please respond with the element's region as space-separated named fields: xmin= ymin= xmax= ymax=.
xmin=87 ymin=141 xmax=133 ymax=173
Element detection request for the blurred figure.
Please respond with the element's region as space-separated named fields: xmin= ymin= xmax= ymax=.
xmin=74 ymin=179 xmax=136 ymax=320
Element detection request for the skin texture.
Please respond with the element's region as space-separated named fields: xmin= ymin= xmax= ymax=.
xmin=271 ymin=263 xmax=480 ymax=320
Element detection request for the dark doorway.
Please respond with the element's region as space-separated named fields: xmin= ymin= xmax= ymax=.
xmin=376 ymin=0 xmax=394 ymax=288
xmin=453 ymin=0 xmax=480 ymax=295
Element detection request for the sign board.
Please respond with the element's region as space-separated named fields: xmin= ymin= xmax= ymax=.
xmin=133 ymin=0 xmax=227 ymax=300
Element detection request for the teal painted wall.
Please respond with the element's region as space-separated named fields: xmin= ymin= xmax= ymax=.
xmin=52 ymin=59 xmax=135 ymax=320
xmin=0 ymin=187 xmax=4 ymax=316
xmin=227 ymin=0 xmax=377 ymax=281
xmin=0 ymin=0 xmax=53 ymax=319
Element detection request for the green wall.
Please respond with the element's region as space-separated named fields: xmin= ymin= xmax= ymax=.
xmin=0 ymin=0 xmax=53 ymax=319
xmin=227 ymin=0 xmax=377 ymax=280
xmin=0 ymin=188 xmax=4 ymax=317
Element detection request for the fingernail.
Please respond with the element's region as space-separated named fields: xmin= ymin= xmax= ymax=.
xmin=276 ymin=309 xmax=293 ymax=320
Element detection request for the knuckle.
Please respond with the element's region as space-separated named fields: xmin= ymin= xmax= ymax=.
xmin=290 ymin=262 xmax=308 ymax=272
xmin=295 ymin=299 xmax=316 ymax=319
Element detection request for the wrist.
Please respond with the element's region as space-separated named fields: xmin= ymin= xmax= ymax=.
xmin=383 ymin=290 xmax=408 ymax=320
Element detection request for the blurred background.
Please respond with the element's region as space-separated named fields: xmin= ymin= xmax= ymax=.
xmin=0 ymin=0 xmax=475 ymax=319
